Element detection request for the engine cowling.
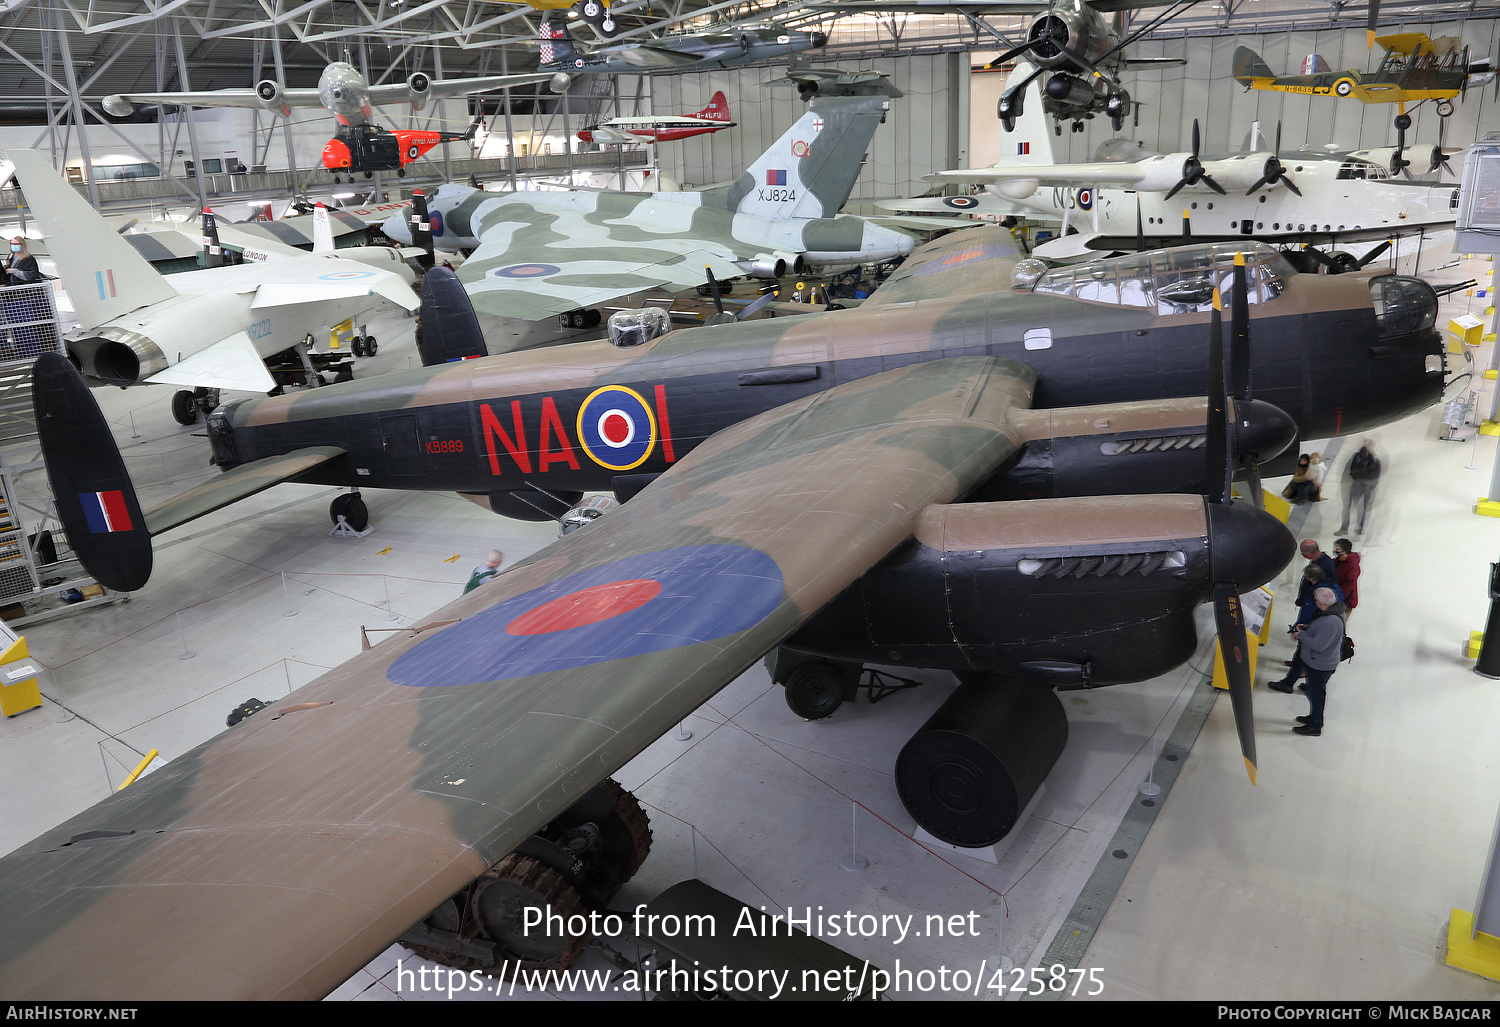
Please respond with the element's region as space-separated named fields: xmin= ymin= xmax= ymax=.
xmin=255 ymin=79 xmax=291 ymax=117
xmin=406 ymin=72 xmax=432 ymax=112
xmin=734 ymin=253 xmax=803 ymax=279
xmin=1024 ymin=10 xmax=1094 ymax=70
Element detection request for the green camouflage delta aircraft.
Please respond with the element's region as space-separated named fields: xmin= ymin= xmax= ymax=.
xmin=2 ymin=231 xmax=1441 ymax=998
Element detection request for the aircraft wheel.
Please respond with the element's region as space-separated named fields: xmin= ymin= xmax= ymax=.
xmin=584 ymin=308 xmax=601 ymax=328
xmin=364 ymin=171 xmax=373 ymax=179
xmin=557 ymin=313 xmax=571 ymax=330
xmin=1001 ymin=116 xmax=1015 ymax=132
xmin=1053 ymin=123 xmax=1062 ymax=136
xmin=352 ymin=336 xmax=366 ymax=357
xmin=333 ymin=364 xmax=354 ymax=383
xmin=170 ymin=390 xmax=198 ymax=426
xmin=1437 ymin=99 xmax=1455 ymax=117
xmin=397 ymin=168 xmax=406 ymax=178
xmin=783 ymin=660 xmax=846 ymax=720
xmin=567 ymin=310 xmax=588 ymax=329
xmin=600 ymin=15 xmax=619 ymax=36
xmin=471 ymin=854 xmax=589 ymax=971
xmin=1394 ymin=112 xmax=1412 ymax=131
xmin=1111 ymin=113 xmax=1124 ymax=132
xmin=580 ymin=0 xmax=601 ymax=18
xmin=364 ymin=335 xmax=377 ymax=355
xmin=329 ymin=493 xmax=369 ymax=531
xmin=595 ymin=778 xmax=653 ymax=886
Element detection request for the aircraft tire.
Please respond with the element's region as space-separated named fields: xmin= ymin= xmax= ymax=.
xmin=783 ymin=660 xmax=846 ymax=720
xmin=170 ymin=390 xmax=198 ymax=426
xmin=472 ymin=854 xmax=589 ymax=970
xmin=557 ymin=313 xmax=571 ymax=330
xmin=396 ymin=168 xmax=406 ymax=179
xmin=600 ymin=16 xmax=618 ymax=36
xmin=1395 ymin=112 xmax=1412 ymax=131
xmin=1002 ymin=116 xmax=1015 ymax=132
xmin=352 ymin=336 xmax=366 ymax=357
xmin=364 ymin=336 xmax=377 ymax=355
xmin=595 ymin=778 xmax=653 ymax=885
xmin=330 ymin=493 xmax=369 ymax=531
xmin=584 ymin=308 xmax=601 ymax=328
xmin=567 ymin=310 xmax=588 ymax=330
xmin=1437 ymin=99 xmax=1455 ymax=117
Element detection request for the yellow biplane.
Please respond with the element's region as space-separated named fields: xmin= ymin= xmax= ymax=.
xmin=1233 ymin=33 xmax=1494 ymax=123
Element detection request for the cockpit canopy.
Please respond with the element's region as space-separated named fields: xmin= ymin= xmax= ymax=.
xmin=607 ymin=306 xmax=672 ymax=348
xmin=1025 ymin=241 xmax=1296 ymax=314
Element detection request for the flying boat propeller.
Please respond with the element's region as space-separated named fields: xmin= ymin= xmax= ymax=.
xmin=1206 ymin=254 xmax=1260 ymax=784
xmin=1245 ymin=121 xmax=1302 ymax=197
xmin=1165 ymin=120 xmax=1225 ymax=200
xmin=1391 ymin=112 xmax=1414 ymax=179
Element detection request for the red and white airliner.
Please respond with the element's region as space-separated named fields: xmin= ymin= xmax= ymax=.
xmin=577 ymin=92 xmax=734 ymax=144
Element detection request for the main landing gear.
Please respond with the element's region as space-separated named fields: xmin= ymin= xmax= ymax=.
xmin=329 ymin=491 xmax=369 ymax=533
xmin=400 ymin=779 xmax=653 ymax=973
xmin=769 ymin=650 xmax=1070 ymax=849
xmin=557 ymin=308 xmax=602 ymax=331
xmin=170 ymin=386 xmax=221 ymax=426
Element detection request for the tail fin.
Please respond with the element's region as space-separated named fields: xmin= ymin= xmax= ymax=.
xmin=312 ymin=202 xmax=335 ymax=254
xmin=1300 ymin=54 xmax=1332 ymax=75
xmin=1000 ymin=61 xmax=1058 ymax=165
xmin=416 ymin=266 xmax=487 ymax=366
xmin=1233 ymin=46 xmax=1277 ymax=85
xmin=708 ymin=91 xmax=895 ymax=219
xmin=695 ymin=91 xmax=731 ymax=123
xmin=32 ymin=352 xmax=152 ymax=592
xmin=539 ymin=13 xmax=580 ymax=67
xmin=6 ymin=149 xmax=177 ymax=330
xmin=409 ymin=190 xmax=435 ymax=269
xmin=200 ymin=208 xmax=225 ymax=268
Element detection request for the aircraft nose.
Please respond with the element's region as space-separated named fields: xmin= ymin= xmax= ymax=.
xmin=1206 ymin=500 xmax=1296 ymax=592
xmin=810 ymin=31 xmax=827 ymax=47
xmin=381 ymin=214 xmax=410 ymax=244
xmin=1235 ymin=398 xmax=1297 ymax=466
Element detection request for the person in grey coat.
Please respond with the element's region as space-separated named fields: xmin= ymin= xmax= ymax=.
xmin=1267 ymin=586 xmax=1346 ymax=736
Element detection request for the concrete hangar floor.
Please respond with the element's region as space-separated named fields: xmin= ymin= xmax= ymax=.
xmin=1 ymin=268 xmax=1499 ymax=1004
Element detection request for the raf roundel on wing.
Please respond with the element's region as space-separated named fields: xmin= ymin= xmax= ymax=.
xmin=385 ymin=545 xmax=787 ymax=686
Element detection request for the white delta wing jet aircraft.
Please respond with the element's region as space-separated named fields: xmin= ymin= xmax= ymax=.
xmin=5 ymin=149 xmax=419 ymax=424
xmin=906 ymin=75 xmax=1458 ymax=272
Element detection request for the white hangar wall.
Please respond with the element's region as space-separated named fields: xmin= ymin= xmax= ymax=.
xmin=643 ymin=53 xmax=970 ymax=201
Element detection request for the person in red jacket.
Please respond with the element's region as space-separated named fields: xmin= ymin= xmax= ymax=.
xmin=1333 ymin=537 xmax=1360 ymax=618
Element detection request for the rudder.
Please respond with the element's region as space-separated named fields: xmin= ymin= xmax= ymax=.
xmin=32 ymin=353 xmax=152 ymax=592
xmin=5 ymin=149 xmax=177 ymax=330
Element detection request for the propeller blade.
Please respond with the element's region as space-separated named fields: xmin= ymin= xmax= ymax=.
xmin=1201 ymin=173 xmax=1227 ymax=196
xmin=1281 ymin=175 xmax=1303 ymax=197
xmin=704 ymin=265 xmax=724 ymax=314
xmin=1230 ymin=254 xmax=1251 ymax=402
xmin=1245 ymin=175 xmax=1272 ymax=196
xmin=1212 ymin=581 xmax=1258 ymax=784
xmin=1356 ymin=239 xmax=1392 ymax=268
xmin=1136 ymin=193 xmax=1145 ymax=253
xmin=1191 ymin=118 xmax=1201 ymax=158
xmin=735 ymin=288 xmax=779 ymax=320
xmin=1366 ymin=0 xmax=1380 ymax=48
xmin=1181 ymin=208 xmax=1192 ymax=244
xmin=1164 ymin=180 xmax=1187 ymax=201
xmin=1206 ymin=288 xmax=1227 ymax=505
xmin=985 ymin=40 xmax=1037 ymax=70
xmin=1245 ymin=458 xmax=1265 ymax=510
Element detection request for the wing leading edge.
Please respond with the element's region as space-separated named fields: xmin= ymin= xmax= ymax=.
xmin=0 ymin=355 xmax=1034 ymax=999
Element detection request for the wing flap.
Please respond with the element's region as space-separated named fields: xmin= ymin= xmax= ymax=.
xmin=0 ymin=356 xmax=1032 ymax=999
xmin=141 ymin=446 xmax=347 ymax=536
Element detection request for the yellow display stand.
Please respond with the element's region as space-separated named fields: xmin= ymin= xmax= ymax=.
xmin=1468 ymin=631 xmax=1484 ymax=659
xmin=1450 ymin=315 xmax=1484 ymax=347
xmin=0 ymin=634 xmax=41 ymax=717
xmin=1444 ymin=909 xmax=1500 ymax=981
xmin=1478 ymin=499 xmax=1500 ymax=518
xmin=1481 ymin=420 xmax=1500 ymax=436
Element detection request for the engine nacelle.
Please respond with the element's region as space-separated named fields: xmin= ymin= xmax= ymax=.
xmin=255 ymin=79 xmax=291 ymax=117
xmin=406 ymin=72 xmax=432 ymax=112
xmin=784 ymin=495 xmax=1293 ymax=685
xmin=101 ymin=95 xmax=135 ymax=118
xmin=735 ymin=253 xmax=803 ymax=279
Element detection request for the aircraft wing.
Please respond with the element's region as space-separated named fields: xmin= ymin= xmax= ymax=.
xmin=857 ymin=224 xmax=1024 ymax=308
xmin=365 ymin=73 xmax=553 ymax=106
xmin=456 ymin=201 xmax=744 ymax=318
xmin=142 ymin=447 xmax=347 ymax=536
xmin=102 ymin=88 xmax=323 ymax=111
xmin=143 ymin=331 xmax=278 ymax=393
xmin=249 ymin=276 xmax=420 ymax=313
xmin=926 ymin=162 xmax=1152 ymax=188
xmin=0 ymin=354 xmax=1031 ymax=999
xmin=611 ymin=44 xmax=707 ymax=69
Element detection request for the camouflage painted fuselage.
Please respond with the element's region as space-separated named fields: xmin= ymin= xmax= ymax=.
xmin=210 ymin=230 xmax=1443 ymax=499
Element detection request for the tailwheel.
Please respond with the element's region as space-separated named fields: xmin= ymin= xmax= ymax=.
xmin=784 ymin=660 xmax=845 ymax=720
xmin=329 ymin=492 xmax=368 ymax=531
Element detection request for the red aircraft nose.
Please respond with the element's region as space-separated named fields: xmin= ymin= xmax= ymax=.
xmin=322 ymin=138 xmax=352 ymax=169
